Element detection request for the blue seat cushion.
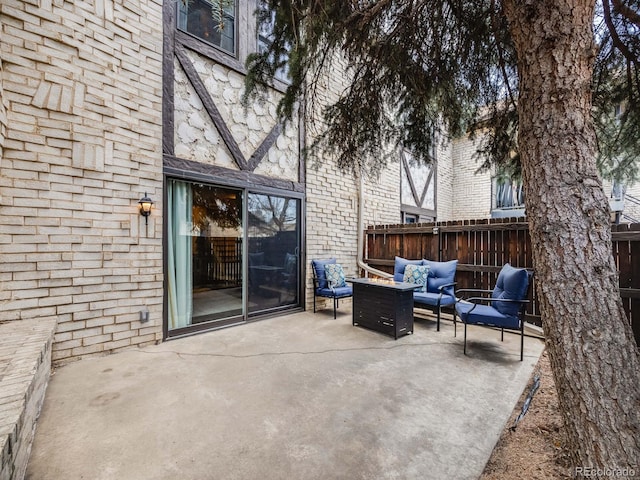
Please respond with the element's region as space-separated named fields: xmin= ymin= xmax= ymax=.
xmin=422 ymin=259 xmax=457 ymax=296
xmin=455 ymin=301 xmax=520 ymax=329
xmin=492 ymin=264 xmax=529 ymax=316
xmin=312 ymin=258 xmax=336 ymax=289
xmin=393 ymin=256 xmax=423 ymax=282
xmin=414 ymin=291 xmax=456 ymax=307
xmin=315 ymin=286 xmax=353 ymax=298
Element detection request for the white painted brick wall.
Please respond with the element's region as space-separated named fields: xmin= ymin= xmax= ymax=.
xmin=0 ymin=0 xmax=164 ymax=363
xmin=303 ymin=56 xmax=401 ymax=311
xmin=436 ymin=137 xmax=454 ymax=221
xmin=451 ymin=133 xmax=492 ymax=220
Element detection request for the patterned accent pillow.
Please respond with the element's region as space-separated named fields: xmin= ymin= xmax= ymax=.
xmin=325 ymin=263 xmax=346 ymax=288
xmin=403 ymin=264 xmax=430 ymax=293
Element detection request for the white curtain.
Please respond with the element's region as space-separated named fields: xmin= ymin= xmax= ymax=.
xmin=167 ymin=180 xmax=193 ymax=330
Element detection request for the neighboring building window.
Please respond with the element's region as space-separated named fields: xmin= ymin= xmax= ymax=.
xmin=256 ymin=6 xmax=289 ymax=82
xmin=178 ymin=0 xmax=236 ymax=55
xmin=491 ymin=174 xmax=526 ymax=218
xmin=494 ymin=178 xmax=525 ymax=209
xmin=404 ymin=214 xmax=418 ymax=224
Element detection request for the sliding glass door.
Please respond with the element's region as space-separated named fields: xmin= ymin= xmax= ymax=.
xmin=167 ymin=179 xmax=302 ymax=335
xmin=247 ymin=193 xmax=300 ymax=314
xmin=167 ymin=180 xmax=243 ymax=331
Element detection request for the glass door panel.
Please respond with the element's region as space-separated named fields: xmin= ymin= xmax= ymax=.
xmin=247 ymin=193 xmax=300 ymax=314
xmin=167 ymin=180 xmax=243 ymax=331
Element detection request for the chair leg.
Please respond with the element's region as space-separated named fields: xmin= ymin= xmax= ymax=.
xmin=313 ymin=294 xmax=317 ymax=313
xmin=520 ymin=322 xmax=524 ymax=361
xmin=463 ymin=321 xmax=467 ymax=355
xmin=436 ymin=304 xmax=441 ymax=332
xmin=333 ymin=297 xmax=337 ymax=319
xmin=501 ymin=328 xmax=504 ymax=342
xmin=453 ymin=309 xmax=457 ymax=337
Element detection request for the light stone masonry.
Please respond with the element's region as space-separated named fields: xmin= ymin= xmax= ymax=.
xmin=451 ymin=132 xmax=492 ymax=220
xmin=0 ymin=318 xmax=56 ymax=480
xmin=0 ymin=0 xmax=164 ymax=363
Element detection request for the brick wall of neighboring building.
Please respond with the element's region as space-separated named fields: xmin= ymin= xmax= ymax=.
xmin=0 ymin=0 xmax=165 ymax=363
xmin=621 ymin=183 xmax=640 ymax=222
xmin=435 ymin=138 xmax=454 ymax=221
xmin=451 ymin=133 xmax=492 ymax=220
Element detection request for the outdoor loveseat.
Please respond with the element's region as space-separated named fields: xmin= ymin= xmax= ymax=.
xmin=393 ymin=256 xmax=458 ymax=331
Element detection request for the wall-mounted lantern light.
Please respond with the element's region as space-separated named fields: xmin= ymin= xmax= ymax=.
xmin=138 ymin=192 xmax=154 ymax=225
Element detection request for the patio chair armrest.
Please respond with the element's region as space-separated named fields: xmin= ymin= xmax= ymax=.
xmin=437 ymin=282 xmax=457 ymax=292
xmin=456 ymin=288 xmax=493 ymax=300
xmin=459 ymin=296 xmax=492 ymax=304
xmin=463 ymin=297 xmax=529 ymax=305
xmin=456 ymin=297 xmax=529 ymax=315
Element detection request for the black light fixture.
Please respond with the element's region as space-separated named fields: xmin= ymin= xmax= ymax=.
xmin=138 ymin=192 xmax=154 ymax=225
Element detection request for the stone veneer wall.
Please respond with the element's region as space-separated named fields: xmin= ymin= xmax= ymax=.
xmin=173 ymin=52 xmax=299 ymax=181
xmin=0 ymin=0 xmax=164 ymax=363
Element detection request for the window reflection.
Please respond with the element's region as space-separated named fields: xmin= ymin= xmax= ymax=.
xmin=247 ymin=193 xmax=299 ymax=313
xmin=167 ymin=180 xmax=243 ymax=330
xmin=178 ymin=0 xmax=236 ymax=54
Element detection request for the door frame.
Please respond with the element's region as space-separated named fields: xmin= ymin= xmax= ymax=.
xmin=162 ymin=173 xmax=305 ymax=340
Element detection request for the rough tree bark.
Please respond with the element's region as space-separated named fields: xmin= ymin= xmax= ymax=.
xmin=503 ymin=0 xmax=640 ymax=470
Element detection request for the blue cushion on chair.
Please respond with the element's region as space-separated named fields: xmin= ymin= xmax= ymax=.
xmin=423 ymin=259 xmax=458 ymax=296
xmin=316 ymin=285 xmax=353 ymax=298
xmin=312 ymin=258 xmax=336 ymax=289
xmin=414 ymin=291 xmax=456 ymax=307
xmin=492 ymin=264 xmax=529 ymax=317
xmin=455 ymin=301 xmax=521 ymax=329
xmin=393 ymin=256 xmax=424 ymax=282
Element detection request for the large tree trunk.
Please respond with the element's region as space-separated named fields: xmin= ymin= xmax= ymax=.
xmin=503 ymin=0 xmax=640 ymax=470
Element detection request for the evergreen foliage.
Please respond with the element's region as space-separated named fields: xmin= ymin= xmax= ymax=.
xmin=240 ymin=0 xmax=639 ymax=182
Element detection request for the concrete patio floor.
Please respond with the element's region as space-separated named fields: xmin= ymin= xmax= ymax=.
xmin=26 ymin=308 xmax=544 ymax=480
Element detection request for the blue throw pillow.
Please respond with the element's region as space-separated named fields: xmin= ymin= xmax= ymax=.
xmin=393 ymin=256 xmax=424 ymax=282
xmin=312 ymin=258 xmax=336 ymax=289
xmin=403 ymin=264 xmax=429 ymax=292
xmin=492 ymin=263 xmax=529 ymax=316
xmin=325 ymin=263 xmax=346 ymax=288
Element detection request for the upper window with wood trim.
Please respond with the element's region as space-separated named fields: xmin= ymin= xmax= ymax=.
xmin=178 ymin=0 xmax=236 ymax=55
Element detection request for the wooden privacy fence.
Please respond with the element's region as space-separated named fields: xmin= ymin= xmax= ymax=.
xmin=364 ymin=218 xmax=640 ymax=346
